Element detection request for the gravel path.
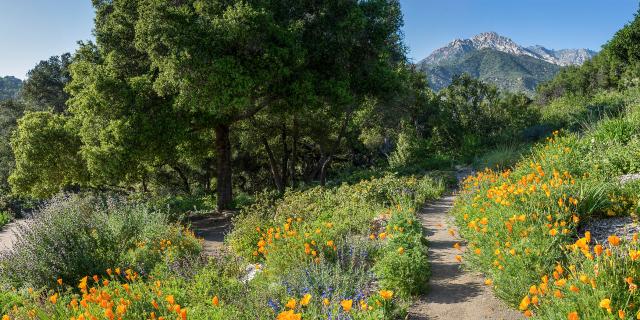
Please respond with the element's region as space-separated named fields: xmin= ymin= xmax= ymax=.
xmin=408 ymin=194 xmax=522 ymax=320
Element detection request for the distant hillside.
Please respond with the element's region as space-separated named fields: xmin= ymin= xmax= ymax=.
xmin=417 ymin=32 xmax=597 ymax=95
xmin=0 ymin=76 xmax=22 ymax=101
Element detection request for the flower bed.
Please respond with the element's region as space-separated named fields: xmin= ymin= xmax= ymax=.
xmin=1 ymin=174 xmax=444 ymax=319
xmin=453 ymin=125 xmax=640 ymax=319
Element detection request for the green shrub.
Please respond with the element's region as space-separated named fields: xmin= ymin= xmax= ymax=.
xmin=540 ymin=90 xmax=629 ymax=131
xmin=227 ymin=174 xmax=443 ymax=315
xmin=0 ymin=291 xmax=22 ymax=315
xmin=373 ymin=206 xmax=430 ymax=297
xmin=589 ymin=117 xmax=637 ymax=144
xmin=0 ymin=211 xmax=11 ymax=229
xmin=473 ymin=144 xmax=529 ymax=171
xmin=374 ymin=245 xmax=429 ymax=297
xmin=0 ymin=194 xmax=201 ymax=289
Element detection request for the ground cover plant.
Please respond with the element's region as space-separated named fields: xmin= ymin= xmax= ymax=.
xmin=452 ymin=93 xmax=640 ymax=318
xmin=0 ymin=174 xmax=444 ymax=320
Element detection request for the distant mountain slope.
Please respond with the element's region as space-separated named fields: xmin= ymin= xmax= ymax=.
xmin=0 ymin=76 xmax=22 ymax=101
xmin=417 ymin=32 xmax=597 ymax=95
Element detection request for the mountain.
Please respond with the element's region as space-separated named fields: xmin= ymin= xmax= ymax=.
xmin=417 ymin=32 xmax=597 ymax=95
xmin=0 ymin=76 xmax=22 ymax=101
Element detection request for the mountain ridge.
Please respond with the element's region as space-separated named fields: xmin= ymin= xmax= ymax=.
xmin=417 ymin=32 xmax=597 ymax=95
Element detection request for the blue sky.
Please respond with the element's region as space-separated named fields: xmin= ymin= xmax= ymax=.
xmin=400 ymin=0 xmax=639 ymax=63
xmin=0 ymin=1 xmax=638 ymax=78
xmin=0 ymin=1 xmax=94 ymax=79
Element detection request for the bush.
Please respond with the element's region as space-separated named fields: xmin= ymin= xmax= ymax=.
xmin=0 ymin=194 xmax=201 ymax=289
xmin=374 ymin=246 xmax=429 ymax=297
xmin=0 ymin=211 xmax=10 ymax=229
xmin=590 ymin=117 xmax=637 ymax=144
xmin=225 ymin=174 xmax=443 ymax=317
xmin=473 ymin=144 xmax=530 ymax=171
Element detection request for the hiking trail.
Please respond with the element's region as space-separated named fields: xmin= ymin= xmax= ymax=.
xmin=407 ymin=194 xmax=522 ymax=320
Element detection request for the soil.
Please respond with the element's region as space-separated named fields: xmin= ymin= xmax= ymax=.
xmin=407 ymin=194 xmax=523 ymax=320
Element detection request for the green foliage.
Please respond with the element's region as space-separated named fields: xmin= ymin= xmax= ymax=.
xmin=473 ymin=144 xmax=529 ymax=171
xmin=0 ymin=194 xmax=202 ymax=289
xmin=228 ymin=174 xmax=443 ymax=301
xmin=0 ymin=211 xmax=11 ymax=229
xmin=373 ymin=210 xmax=429 ymax=297
xmin=0 ymin=99 xmax=24 ymax=195
xmin=430 ymin=74 xmax=538 ymax=160
xmin=590 ymin=117 xmax=637 ymax=144
xmin=21 ymin=53 xmax=72 ymax=113
xmin=9 ymin=111 xmax=87 ymax=198
xmin=374 ymin=246 xmax=429 ymax=297
xmin=539 ymin=90 xmax=628 ymax=130
xmin=1 ymin=175 xmax=441 ymax=319
xmin=388 ymin=127 xmax=428 ymax=170
xmin=0 ymin=291 xmax=22 ymax=315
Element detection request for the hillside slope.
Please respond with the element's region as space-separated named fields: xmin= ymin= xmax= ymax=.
xmin=0 ymin=76 xmax=22 ymax=101
xmin=424 ymin=49 xmax=561 ymax=95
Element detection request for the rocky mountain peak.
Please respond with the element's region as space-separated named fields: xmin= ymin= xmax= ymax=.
xmin=419 ymin=32 xmax=597 ymax=68
xmin=470 ymin=32 xmax=533 ymax=57
xmin=416 ymin=32 xmax=599 ymax=95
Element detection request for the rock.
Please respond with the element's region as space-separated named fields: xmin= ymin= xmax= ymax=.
xmin=578 ymin=216 xmax=640 ymax=244
xmin=241 ymin=263 xmax=263 ymax=283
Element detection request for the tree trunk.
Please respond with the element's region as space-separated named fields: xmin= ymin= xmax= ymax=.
xmin=262 ymin=136 xmax=284 ymax=194
xmin=172 ymin=165 xmax=191 ymax=194
xmin=141 ymin=173 xmax=148 ymax=193
xmin=215 ymin=124 xmax=233 ymax=211
xmin=280 ymin=123 xmax=289 ymax=190
xmin=290 ymin=115 xmax=298 ymax=186
xmin=317 ymin=110 xmax=351 ymax=186
xmin=319 ymin=155 xmax=332 ymax=186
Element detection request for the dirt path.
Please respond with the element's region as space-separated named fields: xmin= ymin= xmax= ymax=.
xmin=189 ymin=214 xmax=230 ymax=256
xmin=0 ymin=220 xmax=26 ymax=252
xmin=407 ymin=194 xmax=523 ymax=320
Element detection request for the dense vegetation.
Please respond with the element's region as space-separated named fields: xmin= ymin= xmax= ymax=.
xmin=0 ymin=174 xmax=444 ymax=319
xmin=0 ymin=1 xmax=469 ymax=320
xmin=0 ymin=0 xmax=541 ymax=217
